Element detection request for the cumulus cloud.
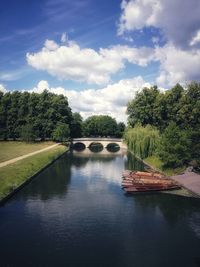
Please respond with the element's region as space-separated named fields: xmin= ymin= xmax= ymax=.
xmin=190 ymin=30 xmax=200 ymax=46
xmin=26 ymin=39 xmax=154 ymax=85
xmin=0 ymin=84 xmax=7 ymax=93
xmin=118 ymin=0 xmax=200 ymax=48
xmin=155 ymin=44 xmax=200 ymax=86
xmin=30 ymin=76 xmax=151 ymax=122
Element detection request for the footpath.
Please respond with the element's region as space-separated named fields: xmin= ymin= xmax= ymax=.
xmin=171 ymin=169 xmax=200 ymax=197
xmin=0 ymin=143 xmax=59 ymax=168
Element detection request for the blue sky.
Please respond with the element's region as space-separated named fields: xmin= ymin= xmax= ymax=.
xmin=1 ymin=0 xmax=200 ymax=121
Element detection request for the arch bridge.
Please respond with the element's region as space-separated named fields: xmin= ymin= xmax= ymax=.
xmin=72 ymin=138 xmax=127 ymax=149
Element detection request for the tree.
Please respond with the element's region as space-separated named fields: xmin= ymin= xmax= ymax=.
xmin=20 ymin=124 xmax=36 ymax=142
xmin=70 ymin=112 xmax=83 ymax=138
xmin=83 ymin=115 xmax=118 ymax=137
xmin=124 ymin=124 xmax=160 ymax=159
xmin=116 ymin=122 xmax=126 ymax=138
xmin=127 ymin=86 xmax=160 ymax=127
xmin=52 ymin=123 xmax=70 ymax=142
xmin=0 ymin=90 xmax=73 ymax=140
xmin=158 ymin=122 xmax=191 ymax=168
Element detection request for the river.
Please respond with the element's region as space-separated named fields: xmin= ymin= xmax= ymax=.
xmin=0 ymin=148 xmax=200 ymax=267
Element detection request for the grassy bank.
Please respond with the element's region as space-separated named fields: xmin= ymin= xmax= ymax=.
xmin=0 ymin=141 xmax=54 ymax=163
xmin=144 ymin=155 xmax=186 ymax=176
xmin=0 ymin=145 xmax=67 ymax=201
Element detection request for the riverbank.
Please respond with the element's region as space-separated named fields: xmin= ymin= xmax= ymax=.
xmin=0 ymin=144 xmax=68 ymax=203
xmin=127 ymin=152 xmax=197 ymax=198
xmin=171 ymin=170 xmax=200 ymax=198
xmin=0 ymin=141 xmax=55 ymax=163
xmin=143 ymin=156 xmax=200 ymax=197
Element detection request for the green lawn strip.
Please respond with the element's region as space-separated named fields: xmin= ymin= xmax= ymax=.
xmin=0 ymin=141 xmax=55 ymax=163
xmin=144 ymin=155 xmax=186 ymax=176
xmin=0 ymin=145 xmax=67 ymax=200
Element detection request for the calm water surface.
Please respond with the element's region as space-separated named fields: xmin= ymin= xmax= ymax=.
xmin=0 ymin=149 xmax=200 ymax=267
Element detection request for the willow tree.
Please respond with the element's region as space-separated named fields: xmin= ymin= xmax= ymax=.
xmin=124 ymin=124 xmax=160 ymax=159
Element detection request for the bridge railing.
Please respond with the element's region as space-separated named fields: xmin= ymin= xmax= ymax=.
xmin=72 ymin=138 xmax=123 ymax=142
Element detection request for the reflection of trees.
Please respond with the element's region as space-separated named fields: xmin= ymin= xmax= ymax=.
xmin=132 ymin=193 xmax=200 ymax=225
xmin=125 ymin=152 xmax=146 ymax=171
xmin=18 ymin=152 xmax=117 ymax=201
xmin=19 ymin=154 xmax=72 ymax=201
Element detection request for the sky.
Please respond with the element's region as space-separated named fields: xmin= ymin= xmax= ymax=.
xmin=0 ymin=0 xmax=200 ymax=122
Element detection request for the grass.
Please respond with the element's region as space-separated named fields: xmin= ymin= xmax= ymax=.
xmin=0 ymin=141 xmax=55 ymax=163
xmin=144 ymin=155 xmax=186 ymax=176
xmin=0 ymin=145 xmax=68 ymax=201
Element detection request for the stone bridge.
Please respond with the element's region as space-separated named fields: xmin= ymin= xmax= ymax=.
xmin=72 ymin=138 xmax=127 ymax=149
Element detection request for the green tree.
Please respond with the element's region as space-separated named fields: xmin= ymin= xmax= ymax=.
xmin=116 ymin=122 xmax=126 ymax=138
xmin=83 ymin=115 xmax=118 ymax=137
xmin=158 ymin=122 xmax=191 ymax=168
xmin=0 ymin=90 xmax=73 ymax=140
xmin=52 ymin=123 xmax=70 ymax=142
xmin=20 ymin=124 xmax=36 ymax=142
xmin=70 ymin=112 xmax=83 ymax=138
xmin=127 ymin=86 xmax=160 ymax=127
xmin=124 ymin=124 xmax=160 ymax=159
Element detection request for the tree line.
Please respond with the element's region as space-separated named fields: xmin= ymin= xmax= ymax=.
xmin=126 ymin=81 xmax=200 ymax=169
xmin=0 ymin=90 xmax=125 ymax=141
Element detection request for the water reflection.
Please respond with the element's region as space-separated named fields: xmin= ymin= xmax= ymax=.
xmin=0 ymin=150 xmax=200 ymax=267
xmin=124 ymin=151 xmax=146 ymax=171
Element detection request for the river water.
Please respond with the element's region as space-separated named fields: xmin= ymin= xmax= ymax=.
xmin=0 ymin=149 xmax=200 ymax=267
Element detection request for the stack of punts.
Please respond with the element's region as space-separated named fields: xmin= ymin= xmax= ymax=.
xmin=122 ymin=170 xmax=181 ymax=193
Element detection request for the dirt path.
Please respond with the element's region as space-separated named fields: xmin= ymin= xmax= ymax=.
xmin=0 ymin=143 xmax=60 ymax=168
xmin=171 ymin=170 xmax=200 ymax=197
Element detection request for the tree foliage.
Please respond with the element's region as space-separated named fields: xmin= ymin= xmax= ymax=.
xmin=124 ymin=124 xmax=160 ymax=159
xmin=158 ymin=122 xmax=191 ymax=168
xmin=20 ymin=124 xmax=36 ymax=142
xmin=126 ymin=81 xmax=200 ymax=168
xmin=52 ymin=123 xmax=70 ymax=142
xmin=83 ymin=115 xmax=120 ymax=137
xmin=70 ymin=112 xmax=83 ymax=138
xmin=0 ymin=90 xmax=73 ymax=140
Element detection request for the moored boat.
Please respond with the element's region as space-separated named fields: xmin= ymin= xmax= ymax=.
xmin=124 ymin=184 xmax=181 ymax=193
xmin=122 ymin=170 xmax=181 ymax=193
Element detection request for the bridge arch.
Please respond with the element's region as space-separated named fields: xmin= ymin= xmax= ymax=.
xmin=88 ymin=142 xmax=104 ymax=153
xmin=72 ymin=138 xmax=127 ymax=150
xmin=73 ymin=142 xmax=86 ymax=151
xmin=106 ymin=143 xmax=120 ymax=153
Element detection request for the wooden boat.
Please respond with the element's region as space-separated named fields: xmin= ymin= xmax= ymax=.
xmin=121 ymin=170 xmax=181 ymax=193
xmin=123 ymin=178 xmax=176 ymax=185
xmin=123 ymin=170 xmax=164 ymax=179
xmin=124 ymin=184 xmax=181 ymax=193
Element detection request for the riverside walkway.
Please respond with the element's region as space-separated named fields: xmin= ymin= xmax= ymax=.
xmin=171 ymin=170 xmax=200 ymax=197
xmin=0 ymin=143 xmax=59 ymax=168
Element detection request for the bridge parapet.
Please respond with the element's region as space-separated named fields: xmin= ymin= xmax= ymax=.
xmin=72 ymin=138 xmax=126 ymax=149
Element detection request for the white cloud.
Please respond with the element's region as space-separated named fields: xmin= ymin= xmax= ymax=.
xmin=44 ymin=39 xmax=59 ymax=51
xmin=0 ymin=84 xmax=7 ymax=93
xmin=30 ymin=76 xmax=151 ymax=122
xmin=61 ymin=32 xmax=68 ymax=43
xmin=190 ymin=30 xmax=200 ymax=46
xmin=26 ymin=39 xmax=154 ymax=85
xmin=118 ymin=0 xmax=200 ymax=48
xmin=155 ymin=44 xmax=200 ymax=86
